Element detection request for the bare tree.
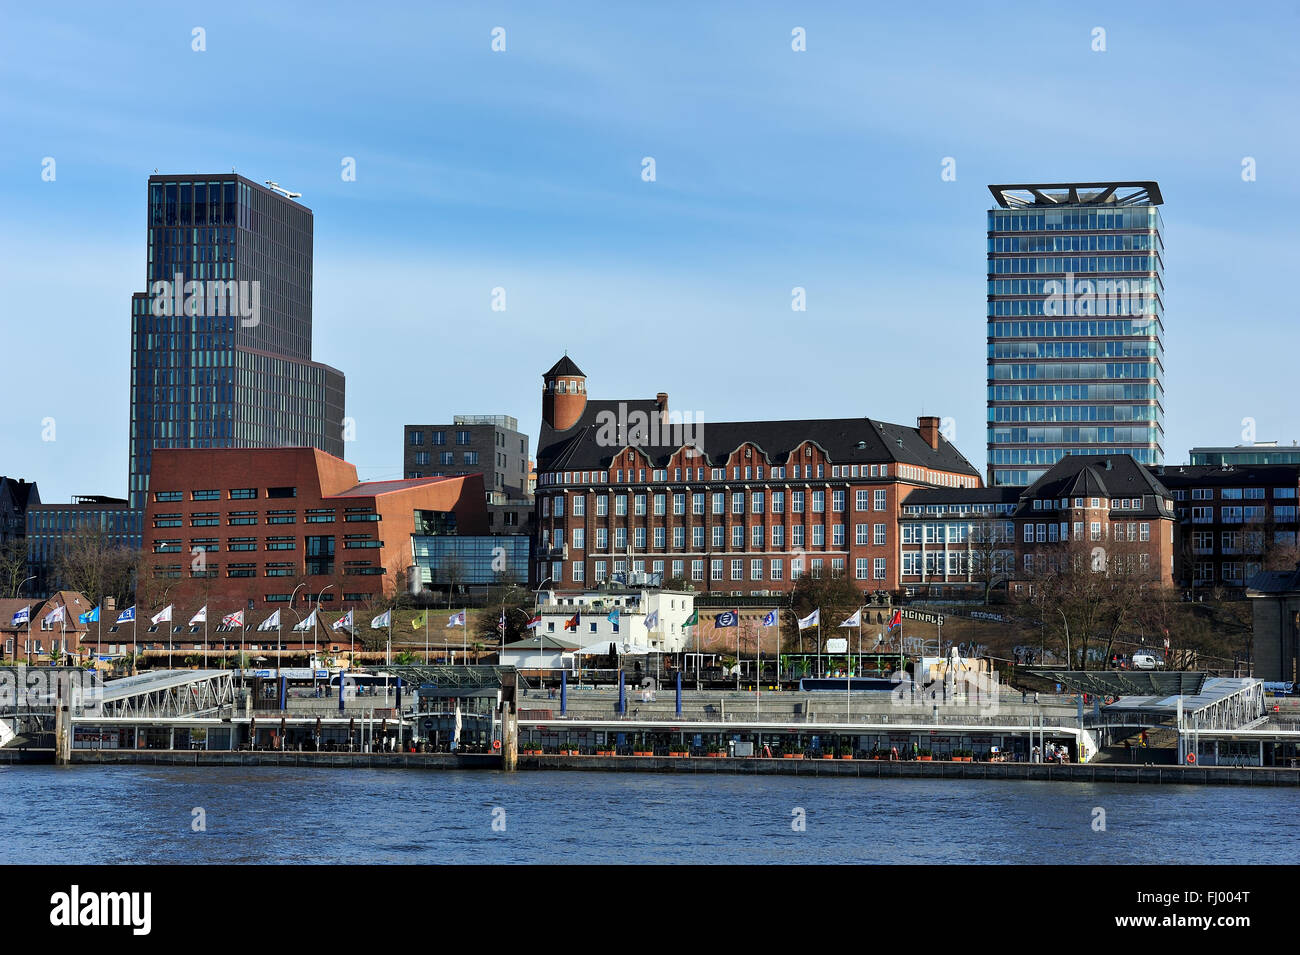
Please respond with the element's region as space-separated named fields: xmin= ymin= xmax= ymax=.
xmin=0 ymin=538 xmax=28 ymax=598
xmin=968 ymin=516 xmax=1014 ymax=605
xmin=57 ymin=528 xmax=136 ymax=607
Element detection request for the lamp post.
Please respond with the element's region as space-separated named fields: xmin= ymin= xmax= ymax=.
xmin=1057 ymin=608 xmax=1072 ymax=670
xmin=18 ymin=576 xmax=35 ymax=666
xmin=287 ymin=583 xmax=307 ymax=681
xmin=313 ymin=584 xmax=333 ymax=692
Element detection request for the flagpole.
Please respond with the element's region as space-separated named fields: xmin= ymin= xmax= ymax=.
xmin=132 ymin=614 xmax=137 ymax=676
xmin=204 ymin=606 xmax=209 ymax=670
xmin=425 ymin=609 xmax=429 ymax=665
xmin=276 ymin=612 xmax=282 ymax=683
xmin=462 ymin=607 xmax=467 ymax=662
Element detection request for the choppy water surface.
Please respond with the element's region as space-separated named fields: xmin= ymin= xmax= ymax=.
xmin=0 ymin=765 xmax=1291 ymax=864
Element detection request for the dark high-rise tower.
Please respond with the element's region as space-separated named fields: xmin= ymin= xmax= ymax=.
xmin=128 ymin=174 xmax=345 ymax=508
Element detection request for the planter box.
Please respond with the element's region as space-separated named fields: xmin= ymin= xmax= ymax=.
xmin=707 ymin=753 xmax=726 ymax=758
xmin=953 ymin=757 xmax=972 ymax=762
xmin=839 ymin=755 xmax=854 ymax=760
xmin=783 ymin=753 xmax=800 ymax=759
xmin=820 ymin=755 xmax=834 ymax=760
xmin=596 ymin=751 xmax=615 ymax=756
xmin=918 ymin=756 xmax=933 ymax=761
xmin=633 ymin=751 xmax=653 ymax=757
xmin=668 ymin=751 xmax=689 ymax=757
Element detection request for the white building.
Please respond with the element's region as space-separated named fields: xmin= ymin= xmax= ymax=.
xmin=534 ymin=588 xmax=695 ymax=653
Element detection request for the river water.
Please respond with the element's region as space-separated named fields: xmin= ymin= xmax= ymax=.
xmin=1 ymin=765 xmax=1292 ymax=864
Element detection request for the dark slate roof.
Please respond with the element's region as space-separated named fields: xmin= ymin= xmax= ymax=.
xmin=0 ymin=477 xmax=39 ymax=511
xmin=543 ymin=355 xmax=585 ymax=379
xmin=1017 ymin=455 xmax=1174 ymax=519
xmin=1246 ymin=568 xmax=1300 ymax=595
xmin=536 ymin=398 xmax=980 ymax=476
xmin=1153 ymin=464 xmax=1300 ymax=488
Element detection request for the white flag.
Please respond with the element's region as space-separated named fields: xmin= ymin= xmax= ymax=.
xmin=797 ymin=608 xmax=820 ymax=630
xmin=44 ymin=605 xmax=66 ymax=624
xmin=292 ymin=609 xmax=317 ymax=632
xmin=447 ymin=611 xmax=466 ymax=628
xmin=371 ymin=610 xmax=391 ymax=630
xmin=221 ymin=610 xmax=245 ymax=628
xmin=839 ymin=609 xmax=861 ymax=628
xmin=331 ymin=610 xmax=354 ymax=632
xmin=189 ymin=605 xmax=207 ymax=626
xmin=256 ymin=610 xmax=281 ymax=632
xmin=151 ymin=604 xmax=173 ymax=625
xmin=645 ymin=609 xmax=659 ymax=630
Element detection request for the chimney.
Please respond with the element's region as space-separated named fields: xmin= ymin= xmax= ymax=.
xmin=918 ymin=416 xmax=940 ymax=449
xmin=656 ymin=392 xmax=669 ymax=428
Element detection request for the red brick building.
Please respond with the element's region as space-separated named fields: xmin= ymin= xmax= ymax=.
xmin=897 ymin=455 xmax=1178 ymax=598
xmin=143 ymin=448 xmax=488 ymax=612
xmin=532 ymin=356 xmax=982 ymax=595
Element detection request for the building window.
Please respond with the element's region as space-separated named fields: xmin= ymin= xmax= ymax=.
xmin=855 ymin=490 xmax=869 ymax=511
xmin=409 ymin=431 xmax=424 ymax=446
xmin=873 ymin=490 xmax=886 ymax=511
xmin=731 ymin=559 xmax=743 ymax=581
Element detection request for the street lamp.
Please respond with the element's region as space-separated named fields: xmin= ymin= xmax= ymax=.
xmin=313 ymin=584 xmax=333 ymax=691
xmin=287 ymin=583 xmax=307 ymax=681
xmin=1057 ymin=608 xmax=1071 ymax=670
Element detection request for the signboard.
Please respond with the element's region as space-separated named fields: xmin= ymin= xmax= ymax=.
xmin=901 ymin=608 xmax=944 ymax=626
xmin=825 ymin=638 xmax=848 ymax=653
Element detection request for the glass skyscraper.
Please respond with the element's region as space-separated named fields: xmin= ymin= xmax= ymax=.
xmin=986 ymin=181 xmax=1165 ymax=486
xmin=128 ymin=174 xmax=345 ymax=508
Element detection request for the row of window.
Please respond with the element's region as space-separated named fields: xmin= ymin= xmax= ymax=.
xmin=540 ymin=463 xmax=889 ymax=486
xmin=154 ymin=487 xmax=293 ymax=502
xmin=542 ymin=489 xmax=890 ymax=517
xmin=1190 ymin=530 xmax=1295 ymax=553
xmin=1174 ymin=487 xmax=1293 ymax=501
xmin=412 ymin=451 xmax=478 ymax=466
xmin=1021 ymin=521 xmax=1150 ymax=543
xmin=1189 ymin=506 xmax=1295 ymax=523
xmin=542 ymin=522 xmax=893 ymax=551
xmin=154 ymin=509 xmax=377 ymax=528
xmin=540 ymin=556 xmax=888 ymax=584
xmin=409 ymin=430 xmax=475 ymax=446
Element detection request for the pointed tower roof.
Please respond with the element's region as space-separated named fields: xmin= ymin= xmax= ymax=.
xmin=543 ymin=355 xmax=585 ymax=378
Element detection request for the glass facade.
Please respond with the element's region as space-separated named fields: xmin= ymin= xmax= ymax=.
xmin=412 ymin=535 xmax=530 ymax=586
xmin=986 ymin=185 xmax=1165 ymax=485
xmin=129 ymin=175 xmax=345 ymax=508
xmin=1189 ymin=447 xmax=1300 ymax=467
xmin=25 ymin=503 xmax=143 ymax=597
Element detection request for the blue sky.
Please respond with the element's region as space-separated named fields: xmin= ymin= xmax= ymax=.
xmin=2 ymin=1 xmax=1298 ymax=501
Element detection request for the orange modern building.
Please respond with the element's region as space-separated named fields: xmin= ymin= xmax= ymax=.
xmin=143 ymin=448 xmax=488 ymax=612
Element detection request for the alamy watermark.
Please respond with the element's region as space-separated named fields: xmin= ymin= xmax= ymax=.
xmin=1043 ymin=272 xmax=1152 ymax=322
xmin=594 ymin=401 xmax=705 ymax=456
xmin=149 ymin=272 xmax=260 ymax=327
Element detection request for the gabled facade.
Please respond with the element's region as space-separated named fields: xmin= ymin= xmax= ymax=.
xmin=532 ymin=356 xmax=981 ymax=596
